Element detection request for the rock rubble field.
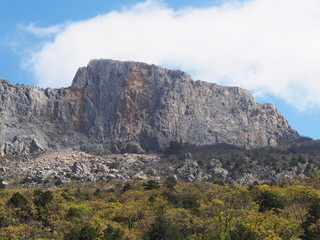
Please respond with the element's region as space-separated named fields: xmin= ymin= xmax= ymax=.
xmin=0 ymin=149 xmax=305 ymax=188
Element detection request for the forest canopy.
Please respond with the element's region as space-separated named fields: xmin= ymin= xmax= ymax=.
xmin=0 ymin=175 xmax=320 ymax=239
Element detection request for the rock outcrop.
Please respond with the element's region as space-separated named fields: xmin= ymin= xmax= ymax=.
xmin=208 ymin=159 xmax=229 ymax=181
xmin=0 ymin=59 xmax=299 ymax=154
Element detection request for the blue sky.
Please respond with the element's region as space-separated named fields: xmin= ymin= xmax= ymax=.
xmin=0 ymin=0 xmax=320 ymax=140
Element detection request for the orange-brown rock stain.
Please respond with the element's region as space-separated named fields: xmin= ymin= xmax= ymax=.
xmin=66 ymin=88 xmax=86 ymax=130
xmin=117 ymin=64 xmax=151 ymax=140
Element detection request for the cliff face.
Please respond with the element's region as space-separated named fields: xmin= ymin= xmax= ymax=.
xmin=0 ymin=59 xmax=299 ymax=155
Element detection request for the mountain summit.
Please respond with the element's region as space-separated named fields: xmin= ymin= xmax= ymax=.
xmin=0 ymin=59 xmax=299 ymax=155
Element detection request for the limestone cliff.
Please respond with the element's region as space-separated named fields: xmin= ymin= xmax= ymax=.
xmin=0 ymin=59 xmax=300 ymax=154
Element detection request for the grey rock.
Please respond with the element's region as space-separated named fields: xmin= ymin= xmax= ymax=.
xmin=0 ymin=59 xmax=300 ymax=155
xmin=208 ymin=159 xmax=222 ymax=168
xmin=97 ymin=164 xmax=109 ymax=173
xmin=87 ymin=174 xmax=96 ymax=182
xmin=269 ymin=170 xmax=302 ymax=181
xmin=1 ymin=180 xmax=8 ymax=186
xmin=177 ymin=159 xmax=211 ymax=182
xmin=0 ymin=147 xmax=311 ymax=187
xmin=208 ymin=159 xmax=229 ymax=180
xmin=234 ymin=173 xmax=257 ymax=185
xmin=184 ymin=152 xmax=192 ymax=160
xmin=134 ymin=172 xmax=148 ymax=180
xmin=110 ymin=169 xmax=119 ymax=173
xmin=107 ymin=174 xmax=116 ymax=179
xmin=269 ymin=170 xmax=277 ymax=180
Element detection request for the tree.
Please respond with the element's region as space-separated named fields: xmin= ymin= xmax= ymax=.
xmin=8 ymin=192 xmax=28 ymax=209
xmin=33 ymin=189 xmax=54 ymax=227
xmin=33 ymin=190 xmax=54 ymax=208
xmin=7 ymin=192 xmax=33 ymax=221
xmin=143 ymin=180 xmax=160 ymax=190
xmin=114 ymin=200 xmax=144 ymax=230
xmin=301 ymin=199 xmax=320 ymax=240
xmin=255 ymin=191 xmax=284 ymax=212
xmin=181 ymin=194 xmax=200 ymax=214
xmin=66 ymin=206 xmax=83 ymax=219
xmin=0 ymin=212 xmax=8 ymax=228
xmin=122 ymin=183 xmax=133 ymax=192
xmin=102 ymin=224 xmax=124 ymax=240
xmin=164 ymin=177 xmax=177 ymax=190
xmin=144 ymin=216 xmax=184 ymax=240
xmin=228 ymin=224 xmax=257 ymax=240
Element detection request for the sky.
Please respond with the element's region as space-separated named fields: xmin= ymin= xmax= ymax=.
xmin=0 ymin=0 xmax=319 ymax=140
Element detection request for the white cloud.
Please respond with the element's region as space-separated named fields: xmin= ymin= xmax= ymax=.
xmin=26 ymin=0 xmax=320 ymax=111
xmin=20 ymin=23 xmax=66 ymax=37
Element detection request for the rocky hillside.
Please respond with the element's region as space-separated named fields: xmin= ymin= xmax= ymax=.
xmin=1 ymin=139 xmax=319 ymax=188
xmin=0 ymin=59 xmax=299 ymax=155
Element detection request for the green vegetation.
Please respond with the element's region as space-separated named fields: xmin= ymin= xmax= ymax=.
xmin=0 ymin=175 xmax=320 ymax=239
xmin=228 ymin=224 xmax=258 ymax=240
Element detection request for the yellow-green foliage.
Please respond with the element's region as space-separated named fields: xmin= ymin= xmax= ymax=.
xmin=0 ymin=176 xmax=320 ymax=239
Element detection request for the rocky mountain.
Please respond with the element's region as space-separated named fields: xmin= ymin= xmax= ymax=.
xmin=0 ymin=59 xmax=299 ymax=155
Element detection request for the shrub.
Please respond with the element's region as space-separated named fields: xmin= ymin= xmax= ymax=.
xmin=164 ymin=177 xmax=177 ymax=190
xmin=66 ymin=206 xmax=83 ymax=219
xmin=122 ymin=183 xmax=133 ymax=192
xmin=108 ymin=162 xmax=120 ymax=169
xmin=93 ymin=188 xmax=101 ymax=197
xmin=8 ymin=192 xmax=28 ymax=208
